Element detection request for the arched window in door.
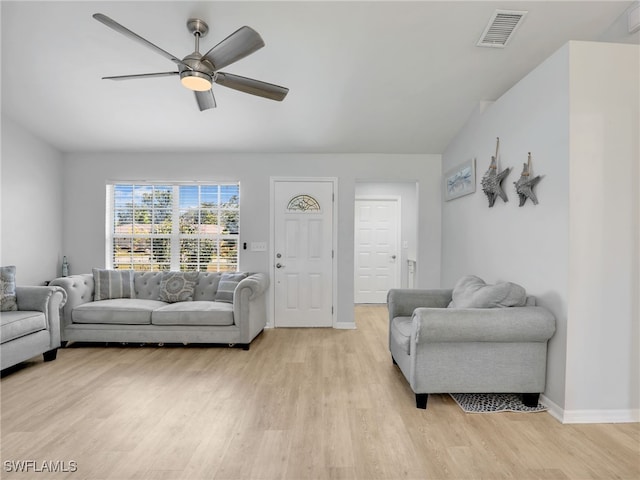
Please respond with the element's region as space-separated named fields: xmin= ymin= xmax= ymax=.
xmin=286 ymin=194 xmax=321 ymax=213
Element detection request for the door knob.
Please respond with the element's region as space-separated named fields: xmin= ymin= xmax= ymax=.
xmin=276 ymin=263 xmax=283 ymax=269
xmin=391 ymin=255 xmax=397 ymax=260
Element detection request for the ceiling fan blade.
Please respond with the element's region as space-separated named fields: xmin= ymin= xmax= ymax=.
xmin=93 ymin=13 xmax=191 ymax=70
xmin=194 ymin=90 xmax=216 ymax=111
xmin=202 ymin=26 xmax=265 ymax=70
xmin=102 ymin=72 xmax=179 ymax=81
xmin=214 ymin=72 xmax=289 ymax=101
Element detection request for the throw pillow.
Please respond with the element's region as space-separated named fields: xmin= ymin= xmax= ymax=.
xmin=0 ymin=265 xmax=18 ymax=311
xmin=448 ymin=275 xmax=527 ymax=308
xmin=93 ymin=268 xmax=135 ymax=301
xmin=159 ymin=271 xmax=199 ymax=303
xmin=215 ymin=272 xmax=247 ymax=303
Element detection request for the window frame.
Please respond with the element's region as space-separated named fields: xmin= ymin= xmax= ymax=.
xmin=106 ymin=182 xmax=240 ymax=272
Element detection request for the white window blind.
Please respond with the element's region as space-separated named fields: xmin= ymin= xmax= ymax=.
xmin=107 ymin=183 xmax=239 ymax=271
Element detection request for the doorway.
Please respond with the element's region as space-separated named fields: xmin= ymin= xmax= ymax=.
xmin=272 ymin=178 xmax=336 ymax=327
xmin=354 ymin=197 xmax=401 ymax=303
xmin=354 ymin=181 xmax=418 ymax=304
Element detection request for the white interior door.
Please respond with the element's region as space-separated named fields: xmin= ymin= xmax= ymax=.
xmin=354 ymin=198 xmax=400 ymax=303
xmin=273 ymin=180 xmax=334 ymax=327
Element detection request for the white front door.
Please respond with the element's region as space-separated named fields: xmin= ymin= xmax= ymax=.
xmin=354 ymin=198 xmax=400 ymax=303
xmin=273 ymin=180 xmax=334 ymax=327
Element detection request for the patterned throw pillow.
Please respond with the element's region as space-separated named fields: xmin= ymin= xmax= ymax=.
xmin=159 ymin=272 xmax=199 ymax=303
xmin=93 ymin=268 xmax=135 ymax=301
xmin=214 ymin=272 xmax=247 ymax=303
xmin=0 ymin=265 xmax=18 ymax=311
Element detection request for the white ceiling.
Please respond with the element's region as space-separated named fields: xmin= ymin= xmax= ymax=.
xmin=1 ymin=1 xmax=635 ymax=154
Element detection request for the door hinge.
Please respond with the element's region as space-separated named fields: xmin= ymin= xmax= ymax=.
xmin=332 ymin=306 xmax=334 ymax=315
xmin=332 ymin=193 xmax=335 ymax=202
xmin=332 ymin=250 xmax=334 ymax=259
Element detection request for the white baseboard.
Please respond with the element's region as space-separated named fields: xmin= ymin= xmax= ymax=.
xmin=265 ymin=322 xmax=356 ymax=329
xmin=540 ymin=395 xmax=640 ymax=424
xmin=334 ymin=322 xmax=356 ymax=330
xmin=562 ymin=409 xmax=639 ymax=424
xmin=540 ymin=394 xmax=564 ymax=423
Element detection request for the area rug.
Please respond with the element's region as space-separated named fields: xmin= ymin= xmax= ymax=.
xmin=449 ymin=393 xmax=547 ymax=414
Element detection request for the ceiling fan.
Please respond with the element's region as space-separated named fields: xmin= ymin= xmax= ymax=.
xmin=93 ymin=13 xmax=289 ymax=111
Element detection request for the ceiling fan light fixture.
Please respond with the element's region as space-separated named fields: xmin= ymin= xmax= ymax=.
xmin=180 ymin=71 xmax=212 ymax=91
xmin=94 ymin=14 xmax=288 ymax=110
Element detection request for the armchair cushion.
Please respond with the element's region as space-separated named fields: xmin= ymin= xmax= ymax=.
xmin=390 ymin=317 xmax=413 ymax=355
xmin=1 ymin=266 xmax=18 ymax=311
xmin=448 ymin=275 xmax=527 ymax=309
xmin=0 ymin=311 xmax=47 ymax=343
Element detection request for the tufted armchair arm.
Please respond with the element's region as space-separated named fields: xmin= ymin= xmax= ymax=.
xmin=15 ymin=286 xmax=67 ymax=349
xmin=16 ymin=285 xmax=67 ymax=314
xmin=49 ymin=274 xmax=94 ymax=330
xmin=412 ymin=306 xmax=556 ymax=344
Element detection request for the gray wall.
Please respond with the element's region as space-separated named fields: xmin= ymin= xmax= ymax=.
xmin=61 ymin=152 xmax=442 ymax=327
xmin=441 ymin=41 xmax=639 ymax=420
xmin=1 ymin=115 xmax=64 ymax=285
xmin=442 ymin=44 xmax=570 ymax=410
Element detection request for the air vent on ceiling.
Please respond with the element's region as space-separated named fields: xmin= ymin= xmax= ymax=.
xmin=477 ymin=10 xmax=527 ymax=48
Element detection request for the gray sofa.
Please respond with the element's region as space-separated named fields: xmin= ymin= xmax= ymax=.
xmin=50 ymin=271 xmax=268 ymax=350
xmin=1 ymin=286 xmax=67 ymax=370
xmin=387 ymin=276 xmax=556 ymax=408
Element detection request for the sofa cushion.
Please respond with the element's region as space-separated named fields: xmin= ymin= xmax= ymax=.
xmin=93 ymin=268 xmax=135 ymax=301
xmin=215 ymin=272 xmax=247 ymax=303
xmin=448 ymin=275 xmax=527 ymax=308
xmin=0 ymin=310 xmax=47 ymax=343
xmin=152 ymin=301 xmax=234 ymax=326
xmin=158 ymin=272 xmax=199 ymax=303
xmin=1 ymin=265 xmax=18 ymax=312
xmin=72 ymin=299 xmax=167 ymax=325
xmin=390 ymin=316 xmax=413 ymax=355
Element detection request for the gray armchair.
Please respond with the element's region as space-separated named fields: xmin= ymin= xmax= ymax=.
xmin=387 ymin=284 xmax=556 ymax=409
xmin=1 ymin=286 xmax=67 ymax=370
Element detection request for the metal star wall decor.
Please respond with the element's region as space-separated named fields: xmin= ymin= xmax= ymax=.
xmin=514 ymin=152 xmax=542 ymax=206
xmin=481 ymin=137 xmax=511 ymax=207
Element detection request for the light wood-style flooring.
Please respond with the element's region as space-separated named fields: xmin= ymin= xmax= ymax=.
xmin=1 ymin=305 xmax=638 ymax=479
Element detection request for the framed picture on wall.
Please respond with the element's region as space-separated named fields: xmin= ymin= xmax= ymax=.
xmin=444 ymin=158 xmax=476 ymax=201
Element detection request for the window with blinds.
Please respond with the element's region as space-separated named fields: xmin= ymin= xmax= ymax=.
xmin=108 ymin=183 xmax=239 ymax=272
